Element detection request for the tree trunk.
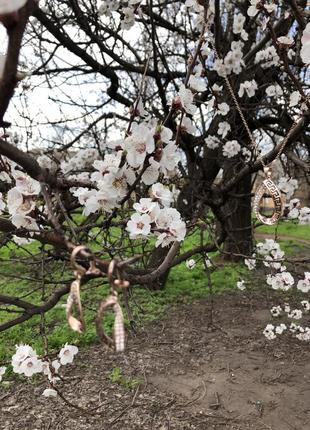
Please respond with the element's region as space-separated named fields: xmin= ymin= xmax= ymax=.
xmin=222 ymin=170 xmax=253 ymax=260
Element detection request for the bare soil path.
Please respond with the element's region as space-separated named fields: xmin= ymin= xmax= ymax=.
xmin=1 ymin=288 xmax=309 ymax=430
xmin=255 ymin=231 xmax=310 ymax=247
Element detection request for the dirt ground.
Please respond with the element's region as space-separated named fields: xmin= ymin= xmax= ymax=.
xmin=0 ymin=287 xmax=309 ymax=430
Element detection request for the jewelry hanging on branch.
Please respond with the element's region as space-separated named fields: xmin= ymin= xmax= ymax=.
xmin=212 ymin=45 xmax=304 ymax=226
xmin=253 ymin=166 xmax=283 ymax=226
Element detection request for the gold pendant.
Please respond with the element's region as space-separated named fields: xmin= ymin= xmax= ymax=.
xmin=253 ymin=167 xmax=282 ymax=225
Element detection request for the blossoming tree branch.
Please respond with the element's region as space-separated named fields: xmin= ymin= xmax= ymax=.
xmin=0 ymin=0 xmax=309 ymax=398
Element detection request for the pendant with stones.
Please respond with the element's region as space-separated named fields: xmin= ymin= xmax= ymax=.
xmin=253 ymin=167 xmax=283 ymax=225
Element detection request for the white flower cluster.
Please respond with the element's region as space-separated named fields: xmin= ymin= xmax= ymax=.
xmin=233 ymin=13 xmax=248 ymax=41
xmin=188 ymin=62 xmax=207 ymax=93
xmin=205 ymin=135 xmax=220 ymax=150
xmin=243 ymin=239 xmax=310 ymax=342
xmin=185 ymin=0 xmax=209 ymax=31
xmin=70 ymin=122 xmax=180 ymax=216
xmin=238 ymin=80 xmax=258 ymax=98
xmin=0 ymin=167 xmax=40 ymax=232
xmin=257 ymin=238 xmax=282 ymax=257
xmin=175 ymin=84 xmax=197 ymax=116
xmin=255 ymin=46 xmax=280 ymax=68
xmin=277 ymin=177 xmax=298 ymax=200
xmin=297 ymin=273 xmax=310 ymax=293
xmin=247 ymin=0 xmax=276 ymax=17
xmin=245 ymin=239 xmax=286 ymax=272
xmin=126 ymin=184 xmax=186 ymax=247
xmin=236 ymin=280 xmax=246 ymax=290
xmin=265 ymin=84 xmax=283 ymax=98
xmin=266 ymin=272 xmax=294 ymax=291
xmin=301 ymin=22 xmax=310 ymax=64
xmin=265 ymin=300 xmax=310 ymax=341
xmin=0 ymin=366 xmax=6 ymax=383
xmin=0 ymin=343 xmax=78 ymax=397
xmin=98 ymin=0 xmax=142 ymax=30
xmin=186 ymin=258 xmax=196 ymax=270
xmin=255 ymin=239 xmax=293 ymax=291
xmin=222 ymin=140 xmax=241 ymax=158
xmin=287 ymin=199 xmax=310 ymax=225
xmin=263 ymin=323 xmax=287 ymax=340
xmin=213 ymin=41 xmax=245 ymax=77
xmin=60 ymin=148 xmax=98 ymax=175
xmin=289 ymin=91 xmax=301 ymax=107
xmin=217 ymin=121 xmax=231 ymax=138
xmin=186 ymin=255 xmax=212 ymax=270
xmin=264 ymin=320 xmax=310 ymax=342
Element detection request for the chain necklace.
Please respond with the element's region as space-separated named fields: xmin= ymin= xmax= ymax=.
xmin=222 ymin=74 xmax=299 ymax=225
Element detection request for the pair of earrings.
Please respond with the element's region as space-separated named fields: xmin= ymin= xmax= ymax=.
xmin=66 ymin=246 xmax=129 ymax=352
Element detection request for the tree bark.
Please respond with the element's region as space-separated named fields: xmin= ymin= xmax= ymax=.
xmin=222 ymin=169 xmax=253 ymax=260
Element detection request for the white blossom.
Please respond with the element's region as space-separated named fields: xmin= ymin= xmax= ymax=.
xmin=19 ymin=356 xmax=43 ymax=377
xmin=299 ymin=207 xmax=310 ymax=225
xmin=212 ymin=83 xmax=223 ymax=93
xmin=238 ymin=80 xmax=258 ymax=98
xmin=123 ymin=124 xmax=155 ymax=168
xmin=301 ymin=22 xmax=310 ymax=64
xmin=98 ymin=0 xmax=120 ymax=16
xmin=222 ymin=140 xmax=241 ymax=158
xmin=275 ymin=324 xmax=287 ymax=335
xmin=58 ymin=344 xmax=78 ymax=365
xmin=188 ymin=75 xmax=207 ymax=92
xmin=205 ymin=135 xmax=220 ymax=150
xmin=141 ymin=158 xmax=160 ymax=185
xmin=217 ymin=121 xmax=231 ymax=138
xmin=233 ymin=13 xmax=245 ymax=35
xmin=217 ymin=102 xmax=230 ymax=116
xmin=288 ymin=309 xmax=303 ymax=320
xmin=289 ymin=91 xmax=301 ymax=107
xmin=120 ymin=7 xmax=136 ymax=30
xmin=266 ymin=272 xmax=294 ymax=291
xmin=91 ymin=153 xmax=121 ymax=183
xmin=288 ymin=207 xmax=299 ymax=220
xmin=133 ymin=198 xmax=159 ymax=220
xmin=181 ymin=116 xmax=196 ymax=135
xmin=151 ymin=183 xmax=173 ymax=207
xmin=255 ymin=46 xmax=280 ymax=68
xmin=265 ymin=84 xmax=283 ymax=98
xmin=160 ymin=142 xmax=180 ymax=175
xmin=155 ymin=207 xmax=186 ymax=247
xmin=126 ymin=213 xmax=152 ymax=239
xmin=247 ymin=0 xmax=260 ymax=17
xmin=186 ymin=259 xmax=196 ymax=270
xmin=270 ymin=306 xmax=282 ymax=317
xmin=263 ymin=324 xmax=276 ymax=340
xmin=237 ymin=280 xmax=246 ymax=290
xmin=278 ymin=177 xmax=298 ymax=200
xmin=42 ymin=388 xmax=58 ymax=398
xmin=297 ymin=273 xmax=310 ymax=293
xmin=277 ymin=36 xmax=294 ymax=47
xmin=176 ymin=84 xmax=197 ymax=115
xmin=0 ymin=366 xmax=6 ymax=382
xmin=301 ymin=300 xmax=310 ymax=312
xmin=245 ymin=254 xmax=256 ymax=270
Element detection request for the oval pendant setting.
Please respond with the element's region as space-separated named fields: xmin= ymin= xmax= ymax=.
xmin=253 ymin=168 xmax=283 ymax=225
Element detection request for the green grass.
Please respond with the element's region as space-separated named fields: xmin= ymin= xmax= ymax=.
xmin=0 ymin=221 xmax=308 ymax=369
xmin=256 ymin=221 xmax=310 ymax=241
xmin=256 ymin=221 xmax=310 ymax=255
xmin=109 ymin=366 xmax=142 ymax=390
